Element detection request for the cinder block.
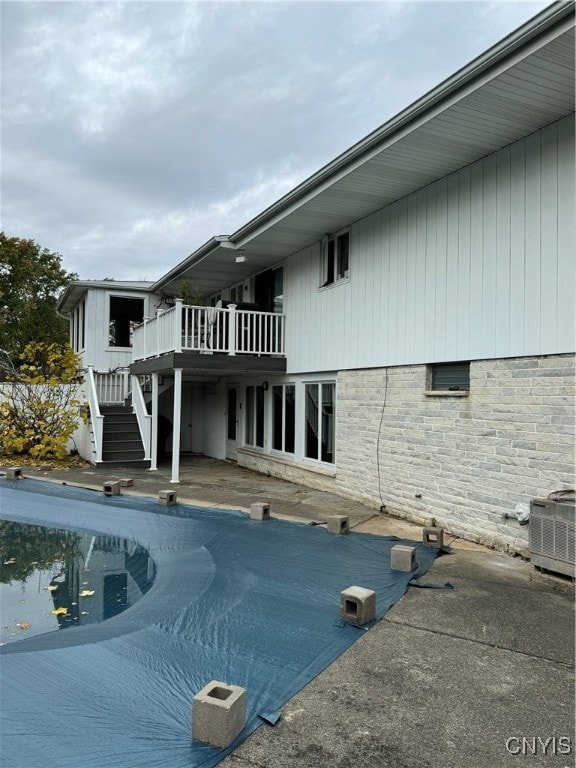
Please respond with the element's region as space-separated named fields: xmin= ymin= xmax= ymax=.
xmin=119 ymin=478 xmax=134 ymax=488
xmin=192 ymin=680 xmax=246 ymax=748
xmin=391 ymin=544 xmax=417 ymax=572
xmin=340 ymin=586 xmax=376 ymax=625
xmin=5 ymin=467 xmax=23 ymax=480
xmin=423 ymin=527 xmax=444 ymax=549
xmin=327 ymin=515 xmax=349 ymax=535
xmin=103 ymin=480 xmax=121 ymax=496
xmin=159 ymin=490 xmax=177 ymax=506
xmin=250 ymin=502 xmax=270 ymax=521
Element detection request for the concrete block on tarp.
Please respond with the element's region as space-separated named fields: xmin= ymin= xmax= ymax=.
xmin=192 ymin=681 xmax=246 ymax=748
xmin=327 ymin=515 xmax=349 ymax=534
xmin=159 ymin=490 xmax=177 ymax=506
xmin=250 ymin=502 xmax=270 ymax=520
xmin=103 ymin=480 xmax=121 ymax=496
xmin=5 ymin=467 xmax=24 ymax=480
xmin=391 ymin=544 xmax=417 ymax=572
xmin=340 ymin=585 xmax=376 ymax=625
xmin=423 ymin=527 xmax=444 ymax=549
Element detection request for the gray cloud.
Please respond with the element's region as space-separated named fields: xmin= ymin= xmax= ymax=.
xmin=1 ymin=1 xmax=550 ymax=280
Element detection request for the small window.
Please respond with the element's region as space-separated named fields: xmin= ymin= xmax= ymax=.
xmin=321 ymin=231 xmax=349 ymax=287
xmin=429 ymin=362 xmax=470 ymax=392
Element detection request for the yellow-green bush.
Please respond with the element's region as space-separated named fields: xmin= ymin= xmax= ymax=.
xmin=0 ymin=343 xmax=82 ymax=460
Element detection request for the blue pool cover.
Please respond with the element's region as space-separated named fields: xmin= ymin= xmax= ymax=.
xmin=0 ymin=478 xmax=439 ymax=768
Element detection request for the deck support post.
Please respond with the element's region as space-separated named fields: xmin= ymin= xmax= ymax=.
xmin=150 ymin=372 xmax=159 ymax=471
xmin=171 ymin=367 xmax=182 ymax=483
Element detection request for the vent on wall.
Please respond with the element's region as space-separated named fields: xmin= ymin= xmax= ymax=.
xmin=529 ymin=496 xmax=575 ymax=578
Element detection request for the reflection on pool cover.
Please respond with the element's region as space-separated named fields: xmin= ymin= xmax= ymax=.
xmin=0 ymin=477 xmax=440 ymax=768
xmin=0 ymin=521 xmax=155 ymax=646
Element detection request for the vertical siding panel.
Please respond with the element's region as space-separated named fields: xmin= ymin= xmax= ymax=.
xmin=312 ymin=243 xmax=322 ymax=370
xmin=382 ymin=207 xmax=391 ymax=363
xmin=435 ymin=177 xmax=448 ymax=360
xmin=350 ymin=218 xmax=366 ymax=368
xmin=424 ymin=185 xmax=437 ymax=360
xmin=371 ymin=209 xmax=384 ymax=364
xmin=540 ymin=123 xmax=559 ymax=350
xmin=387 ymin=203 xmax=399 ymax=362
xmin=524 ymin=131 xmax=541 ymax=352
xmin=557 ymin=114 xmax=576 ymax=351
xmin=356 ymin=217 xmax=370 ymax=365
xmin=405 ymin=194 xmax=418 ymax=361
xmin=396 ymin=197 xmax=409 ymax=359
xmin=414 ymin=188 xmax=428 ymax=362
xmin=495 ymin=146 xmax=511 ymax=355
xmin=482 ymin=154 xmax=497 ymax=357
xmin=509 ymin=139 xmax=526 ymax=354
xmin=457 ymin=166 xmax=471 ymax=358
xmin=445 ymin=173 xmax=460 ymax=360
xmin=469 ymin=160 xmax=484 ymax=356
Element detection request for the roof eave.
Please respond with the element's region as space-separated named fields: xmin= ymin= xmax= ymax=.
xmin=230 ymin=0 xmax=574 ymax=245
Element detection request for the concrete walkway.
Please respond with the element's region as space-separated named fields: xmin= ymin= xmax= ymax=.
xmin=17 ymin=457 xmax=576 ymax=767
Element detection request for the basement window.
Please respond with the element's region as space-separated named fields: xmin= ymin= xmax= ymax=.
xmin=426 ymin=362 xmax=470 ymax=395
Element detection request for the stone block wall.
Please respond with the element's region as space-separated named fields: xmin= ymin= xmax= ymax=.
xmin=336 ymin=354 xmax=574 ymax=554
xmin=238 ymin=354 xmax=574 ymax=554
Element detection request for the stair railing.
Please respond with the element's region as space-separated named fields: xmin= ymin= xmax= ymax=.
xmin=85 ymin=366 xmax=104 ymax=463
xmin=130 ymin=375 xmax=152 ymax=461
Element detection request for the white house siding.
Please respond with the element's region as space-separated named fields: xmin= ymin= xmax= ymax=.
xmin=284 ymin=114 xmax=575 ymax=375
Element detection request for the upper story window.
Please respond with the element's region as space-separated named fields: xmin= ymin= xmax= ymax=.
xmin=109 ymin=296 xmax=144 ymax=348
xmin=71 ymin=299 xmax=86 ymax=353
xmin=321 ymin=230 xmax=349 ymax=287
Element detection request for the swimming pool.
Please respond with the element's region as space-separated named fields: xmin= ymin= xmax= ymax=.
xmin=0 ymin=477 xmax=439 ymax=768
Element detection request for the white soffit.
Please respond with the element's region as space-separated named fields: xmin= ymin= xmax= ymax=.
xmin=235 ymin=26 xmax=575 ymax=258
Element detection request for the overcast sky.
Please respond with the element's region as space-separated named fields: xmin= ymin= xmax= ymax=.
xmin=1 ymin=0 xmax=551 ymax=282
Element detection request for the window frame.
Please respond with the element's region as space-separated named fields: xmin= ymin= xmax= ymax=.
xmin=320 ymin=229 xmax=350 ymax=288
xmin=272 ymin=383 xmax=295 ymax=455
xmin=70 ymin=298 xmax=86 ymax=353
xmin=425 ymin=362 xmax=470 ymax=396
xmin=304 ymin=380 xmax=336 ymax=465
xmin=244 ymin=384 xmax=266 ymax=449
xmin=107 ymin=294 xmax=145 ymax=350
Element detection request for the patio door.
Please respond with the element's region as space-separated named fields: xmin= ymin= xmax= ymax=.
xmin=226 ymin=385 xmax=238 ymax=460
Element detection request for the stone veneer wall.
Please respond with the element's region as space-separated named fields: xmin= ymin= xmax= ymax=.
xmin=238 ymin=354 xmax=574 ymax=554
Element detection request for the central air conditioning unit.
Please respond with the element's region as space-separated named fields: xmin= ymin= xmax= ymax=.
xmin=529 ymin=494 xmax=575 ymax=578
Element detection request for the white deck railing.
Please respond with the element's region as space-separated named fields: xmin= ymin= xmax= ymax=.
xmin=132 ymin=301 xmax=286 ymax=361
xmin=94 ymin=369 xmax=130 ymax=404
